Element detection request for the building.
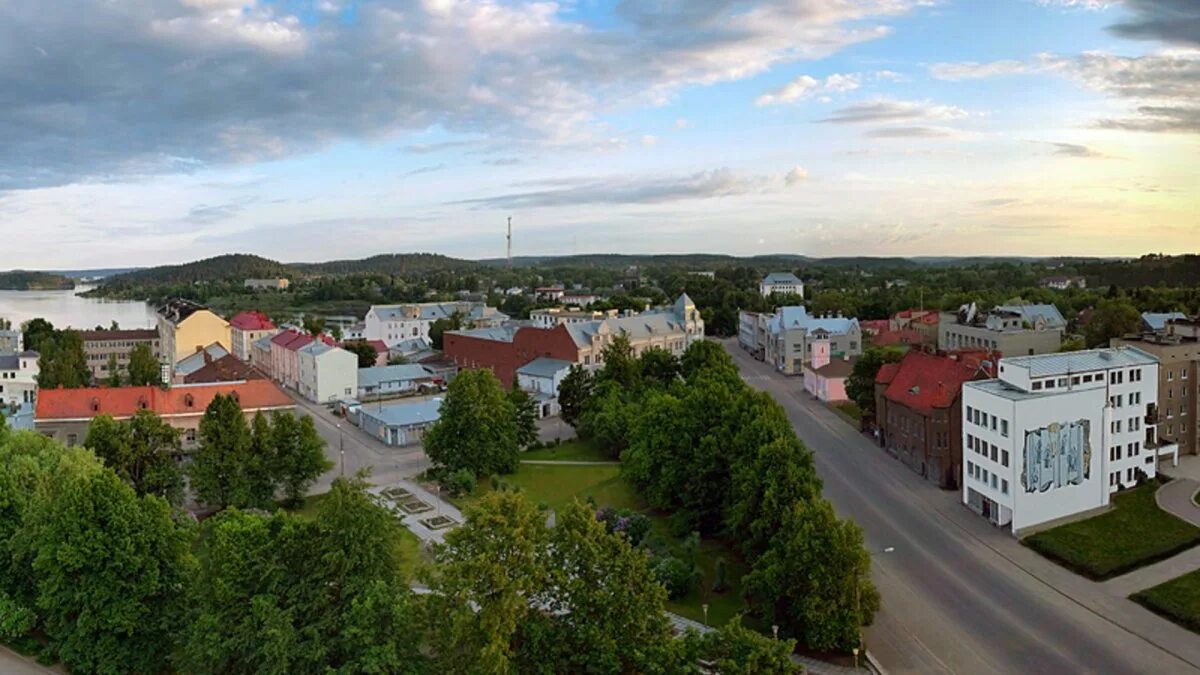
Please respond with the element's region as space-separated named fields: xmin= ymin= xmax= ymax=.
xmin=535 ymin=285 xmax=566 ymax=301
xmin=351 ymin=339 xmax=391 ymax=367
xmin=562 ymin=293 xmax=600 ymax=307
xmin=157 ymin=299 xmax=232 ymax=371
xmin=35 ymin=380 xmax=294 ymax=451
xmin=173 ymin=343 xmax=230 ymax=382
xmin=0 ymin=328 xmax=22 ymax=355
xmin=297 ymin=342 xmax=358 ymax=404
xmin=565 ymin=294 xmax=704 ymax=369
xmin=250 ymin=335 xmax=275 ymax=376
xmin=357 ymin=364 xmax=441 ymax=399
xmin=78 ymin=328 xmax=161 ymax=380
xmin=1038 ymin=276 xmax=1087 ymax=290
xmin=357 ymin=399 xmax=442 ymax=447
xmin=802 ymin=342 xmax=854 ymax=403
xmin=516 ymin=357 xmax=574 ymax=417
xmin=1141 ymin=311 xmax=1187 ymax=333
xmin=1112 ymin=321 xmax=1198 ymax=457
xmin=363 ymin=302 xmax=508 ymax=347
xmin=0 ymin=351 xmax=39 ymax=407
xmin=529 ymin=307 xmax=614 ymax=329
xmin=875 ymin=350 xmax=995 ymax=489
xmin=762 ymin=306 xmax=861 ymax=375
xmin=759 ymin=272 xmax=804 ymax=298
xmin=183 ymin=354 xmax=264 ymax=384
xmin=244 ymin=278 xmax=290 ymax=291
xmin=229 ymin=311 xmax=278 ymax=363
xmin=938 ymin=302 xmax=1064 ymax=356
xmin=961 ymin=347 xmax=1170 ymax=535
xmin=268 ymin=329 xmax=322 ymax=390
xmin=738 ymin=311 xmax=769 ymax=359
xmin=343 ymin=322 xmax=366 ymax=341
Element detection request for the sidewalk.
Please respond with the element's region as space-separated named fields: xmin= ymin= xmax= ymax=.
xmin=369 ymin=478 xmax=464 ymax=545
xmin=1157 ymin=478 xmax=1200 ymax=527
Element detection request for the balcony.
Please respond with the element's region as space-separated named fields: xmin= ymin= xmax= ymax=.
xmin=1144 ymin=404 xmax=1160 ymax=426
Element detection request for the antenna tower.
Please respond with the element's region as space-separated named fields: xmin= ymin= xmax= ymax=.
xmin=506 ymin=216 xmax=513 ymax=269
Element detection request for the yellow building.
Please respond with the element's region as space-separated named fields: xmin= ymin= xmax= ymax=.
xmin=157 ymin=299 xmax=232 ymax=372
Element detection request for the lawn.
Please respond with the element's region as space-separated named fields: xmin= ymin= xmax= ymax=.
xmin=521 ymin=439 xmax=613 ymax=463
xmin=1023 ymin=482 xmax=1200 ymax=580
xmin=832 ymin=401 xmax=863 ymax=425
xmin=1131 ymin=569 xmax=1200 ymax=634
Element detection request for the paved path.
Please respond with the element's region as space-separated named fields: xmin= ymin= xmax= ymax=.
xmin=0 ymin=646 xmax=58 ymax=675
xmin=369 ymin=479 xmax=464 ymax=545
xmin=1157 ymin=478 xmax=1200 ymax=527
xmin=1103 ymin=544 xmax=1200 ymax=597
xmin=724 ymin=340 xmax=1200 ymax=675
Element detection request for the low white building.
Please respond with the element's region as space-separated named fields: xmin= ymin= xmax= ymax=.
xmin=961 ymin=347 xmax=1172 ymax=535
xmin=364 ymin=302 xmax=507 ymax=347
xmin=516 ymin=357 xmax=574 ymax=418
xmin=0 ymin=351 xmax=39 ymax=407
xmin=759 ymin=272 xmax=804 ymax=298
xmin=357 ymin=364 xmax=440 ymax=399
xmin=296 ymin=342 xmax=358 ymax=404
xmin=529 ymin=308 xmax=614 ymax=329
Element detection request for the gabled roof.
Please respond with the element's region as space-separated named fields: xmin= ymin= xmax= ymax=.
xmin=358 ymin=364 xmax=434 ymax=388
xmin=174 ymin=343 xmax=230 ymax=376
xmin=880 ymin=351 xmax=986 ymax=416
xmin=993 ymin=303 xmax=1066 ymax=329
xmin=229 ymin=311 xmax=276 ymax=331
xmin=517 ymin=357 xmax=574 ymax=379
xmin=768 ymin=306 xmax=859 ymax=336
xmin=368 ymin=302 xmax=508 ymax=323
xmin=563 ymin=312 xmax=687 ymax=347
xmin=1142 ymin=311 xmax=1187 ymax=331
xmin=183 ymin=354 xmax=264 ymax=384
xmin=450 ymin=326 xmax=519 ymax=343
xmin=762 ymin=272 xmax=802 ymax=285
xmin=35 ymin=380 xmax=294 ymax=421
xmin=156 ymin=298 xmax=212 ymax=325
xmin=809 ymin=358 xmax=855 ymax=378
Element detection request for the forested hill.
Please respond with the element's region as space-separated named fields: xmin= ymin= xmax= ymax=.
xmin=0 ymin=270 xmax=75 ymax=290
xmin=1074 ymin=254 xmax=1200 ymax=288
xmin=293 ymin=253 xmax=480 ymax=276
xmin=97 ymin=254 xmax=295 ymax=287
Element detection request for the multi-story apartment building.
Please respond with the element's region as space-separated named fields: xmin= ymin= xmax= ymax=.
xmin=737 ymin=310 xmax=769 ymax=360
xmin=296 ymin=341 xmax=358 ymax=403
xmin=229 ymin=311 xmax=278 ymax=363
xmin=1112 ymin=317 xmax=1198 ymax=457
xmin=157 ymin=299 xmax=232 ymax=370
xmin=0 ymin=328 xmax=22 ymax=355
xmin=759 ymin=272 xmax=804 ymax=298
xmin=961 ymin=347 xmax=1171 ymax=535
xmin=0 ymin=350 xmax=39 ymax=407
xmin=939 ymin=302 xmax=1065 ymax=356
xmin=529 ymin=308 xmax=616 ymax=329
xmin=763 ymin=306 xmax=862 ymax=375
xmin=364 ymin=302 xmax=508 ymax=347
xmin=78 ymin=329 xmax=161 ymax=380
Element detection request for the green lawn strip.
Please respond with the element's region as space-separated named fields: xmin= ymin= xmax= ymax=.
xmin=1131 ymin=568 xmax=1200 ymax=634
xmin=830 ymin=401 xmax=862 ymax=426
xmin=1023 ymin=482 xmax=1200 ymax=580
xmin=520 ymin=439 xmax=613 ymax=463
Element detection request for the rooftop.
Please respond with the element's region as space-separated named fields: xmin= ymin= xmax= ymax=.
xmin=450 ymin=326 xmax=519 ymax=343
xmin=517 ymin=357 xmax=575 ymax=379
xmin=174 ymin=343 xmax=230 ymax=375
xmin=229 ymin=310 xmax=276 ymax=331
xmin=768 ymin=306 xmax=859 ymax=336
xmin=762 ymin=272 xmax=802 ymax=285
xmin=358 ymin=364 xmax=435 ymax=388
xmin=183 ymin=354 xmax=264 ymax=384
xmin=157 ymin=298 xmax=212 ymax=325
xmin=879 ymin=350 xmax=990 ymax=415
xmin=359 ymin=398 xmax=443 ymax=428
xmin=35 ymin=380 xmax=294 ymax=421
xmin=1001 ymin=346 xmax=1157 ymax=378
xmin=78 ymin=328 xmax=159 ymax=342
xmin=1142 ymin=311 xmax=1187 ymax=331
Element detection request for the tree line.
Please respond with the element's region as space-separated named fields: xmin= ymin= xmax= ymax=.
xmin=559 ymin=337 xmax=879 ymax=653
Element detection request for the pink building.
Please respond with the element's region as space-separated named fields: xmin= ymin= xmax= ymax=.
xmin=803 ymin=341 xmax=854 ymax=402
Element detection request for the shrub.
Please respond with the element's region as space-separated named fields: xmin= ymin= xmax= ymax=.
xmin=712 ymin=558 xmax=729 ymax=593
xmin=651 ymin=555 xmax=697 ymax=599
xmin=442 ymin=468 xmax=476 ymax=497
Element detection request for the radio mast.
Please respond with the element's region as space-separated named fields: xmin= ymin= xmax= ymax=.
xmin=506 ymin=216 xmax=513 ymax=269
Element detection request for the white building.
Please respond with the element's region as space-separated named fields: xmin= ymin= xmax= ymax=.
xmin=564 ymin=294 xmax=704 ymax=369
xmin=762 ymin=306 xmax=862 ymax=376
xmin=516 ymin=357 xmax=574 ymax=418
xmin=357 ymin=364 xmax=439 ymax=399
xmin=296 ymin=342 xmax=358 ymax=404
xmin=0 ymin=329 xmax=22 ymax=355
xmin=364 ymin=302 xmax=507 ymax=347
xmin=0 ymin=351 xmax=39 ymax=407
xmin=961 ymin=347 xmax=1173 ymax=535
xmin=759 ymin=272 xmax=804 ymax=298
xmin=529 ymin=308 xmax=614 ymax=329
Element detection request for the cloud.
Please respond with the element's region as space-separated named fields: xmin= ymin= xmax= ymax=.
xmin=1107 ymin=0 xmax=1200 ymax=47
xmin=929 ymin=60 xmax=1028 ymax=80
xmin=755 ymin=72 xmax=862 ymax=105
xmin=402 ymin=140 xmax=480 ymax=155
xmin=817 ymin=99 xmax=969 ymax=124
xmin=453 ymin=168 xmax=791 ymax=209
xmin=484 ymin=158 xmax=522 ymax=166
xmin=674 ymin=118 xmax=690 ymax=129
xmin=640 ymin=135 xmax=660 ymax=147
xmin=1096 ymin=105 xmax=1200 ymax=132
xmin=0 ymin=0 xmax=925 ymax=190
xmin=1044 ymin=142 xmax=1109 ymax=158
xmin=864 ymin=126 xmax=956 ymax=138
xmin=403 ymin=164 xmax=448 ymax=177
xmin=184 ymin=197 xmax=256 ymax=224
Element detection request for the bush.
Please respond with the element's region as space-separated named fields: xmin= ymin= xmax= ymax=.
xmin=442 ymin=468 xmax=476 ymax=497
xmin=712 ymin=557 xmax=730 ymax=593
xmin=651 ymin=555 xmax=698 ymax=599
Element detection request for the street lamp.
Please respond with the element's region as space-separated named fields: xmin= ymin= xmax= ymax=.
xmin=337 ymin=423 xmax=345 ymax=477
xmin=771 ymin=625 xmax=779 ymax=640
xmin=853 ymin=647 xmax=860 ymax=670
xmin=701 ymin=603 xmax=709 ymax=627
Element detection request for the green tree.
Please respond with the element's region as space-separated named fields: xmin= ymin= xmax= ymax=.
xmin=190 ymin=393 xmax=264 ymax=510
xmin=342 ymin=340 xmax=380 ymax=368
xmin=302 ymin=314 xmax=327 ymax=338
xmin=104 ymin=353 xmax=123 ymax=387
xmin=508 ymin=386 xmax=539 ymax=449
xmin=127 ymin=342 xmax=161 ymax=386
xmin=1059 ymin=335 xmax=1087 ymax=352
xmin=36 ymin=329 xmax=91 ymax=389
xmin=86 ymin=411 xmax=185 ymax=506
xmin=680 ymin=338 xmax=738 ymax=383
xmin=424 ymin=369 xmax=519 ymax=476
xmin=845 ymin=347 xmax=904 ymax=419
xmin=20 ymin=317 xmax=55 ymax=354
xmin=596 ymin=333 xmax=639 ymax=389
xmin=271 ymin=413 xmax=332 ymax=506
xmin=557 ymin=364 xmax=593 ymax=427
xmin=639 ymin=346 xmax=681 ymax=388
xmin=429 ymin=310 xmax=465 ymax=350
xmin=576 ymin=380 xmax=637 ymax=459
xmin=1084 ymin=296 xmax=1142 ymax=347
xmin=691 ymin=618 xmax=799 ymax=675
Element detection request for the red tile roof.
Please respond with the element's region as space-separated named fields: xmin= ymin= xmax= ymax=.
xmin=877 ymin=351 xmax=988 ymax=416
xmin=183 ymin=354 xmax=265 ymax=384
xmin=860 ymin=320 xmax=890 ymax=334
xmin=230 ymin=311 xmax=276 ymax=331
xmin=871 ymin=328 xmax=925 ymax=346
xmin=270 ymin=329 xmax=332 ymax=351
xmin=36 ymin=380 xmax=293 ymax=421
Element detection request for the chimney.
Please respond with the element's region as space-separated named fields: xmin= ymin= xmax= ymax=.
xmin=203 ymin=350 xmax=213 ymax=365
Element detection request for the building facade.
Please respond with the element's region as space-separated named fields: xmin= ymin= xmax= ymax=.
xmin=529 ymin=308 xmax=614 ymax=329
xmin=759 ymin=272 xmax=804 ymax=298
xmin=762 ymin=306 xmax=861 ymax=375
xmin=229 ymin=311 xmax=278 ymax=362
xmin=157 ymin=299 xmax=232 ymax=370
xmin=35 ymin=380 xmax=294 ymax=452
xmin=0 ymin=351 xmax=39 ymax=407
xmin=961 ymin=347 xmax=1168 ymax=535
xmin=0 ymin=328 xmax=22 ymax=354
xmin=296 ymin=342 xmax=358 ymax=403
xmin=939 ymin=302 xmax=1064 ymax=356
xmin=78 ymin=329 xmax=161 ymax=380
xmin=1112 ymin=321 xmax=1198 ymax=457
xmin=357 ymin=399 xmax=442 ymax=447
xmin=357 ymin=364 xmax=440 ymax=399
xmin=802 ymin=342 xmax=853 ymax=403
xmin=364 ymin=301 xmax=507 ymax=347
xmin=516 ymin=357 xmax=573 ymax=417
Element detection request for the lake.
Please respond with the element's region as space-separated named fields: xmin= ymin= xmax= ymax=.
xmin=0 ymin=286 xmax=156 ymax=330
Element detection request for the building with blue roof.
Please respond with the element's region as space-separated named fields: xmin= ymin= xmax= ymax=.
xmin=358 ymin=398 xmax=443 ymax=447
xmin=357 ymin=363 xmax=440 ymax=399
xmin=750 ymin=305 xmax=862 ymax=375
xmin=759 ymin=272 xmax=804 ymax=298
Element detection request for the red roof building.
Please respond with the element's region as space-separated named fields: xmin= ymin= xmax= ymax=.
xmin=229 ymin=311 xmax=278 ymax=363
xmin=873 ymin=350 xmax=996 ymax=489
xmin=229 ymin=311 xmax=276 ymax=331
xmin=443 ymin=324 xmax=579 ymax=388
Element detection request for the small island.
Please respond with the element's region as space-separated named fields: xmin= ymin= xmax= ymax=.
xmin=0 ymin=270 xmax=76 ymax=291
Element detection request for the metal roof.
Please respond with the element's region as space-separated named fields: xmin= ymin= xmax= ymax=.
xmin=174 ymin=343 xmax=230 ymax=375
xmin=768 ymin=306 xmax=859 ymax=336
xmin=357 ymin=364 xmax=434 ymax=388
xmin=359 ymin=399 xmax=442 ymax=428
xmin=993 ymin=303 xmax=1067 ymax=329
xmin=762 ymin=272 xmax=802 ymax=285
xmin=1001 ymin=346 xmax=1157 ymax=377
xmin=517 ymin=357 xmax=574 ymax=379
xmin=1142 ymin=312 xmax=1187 ymax=331
xmin=451 ymin=326 xmax=518 ymax=343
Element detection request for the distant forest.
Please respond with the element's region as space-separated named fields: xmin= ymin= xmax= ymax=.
xmin=0 ymin=270 xmax=74 ymax=291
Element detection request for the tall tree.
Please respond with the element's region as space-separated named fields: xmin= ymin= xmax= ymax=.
xmin=190 ymin=394 xmax=261 ymax=510
xmin=36 ymin=330 xmax=91 ymax=389
xmin=86 ymin=411 xmax=185 ymax=506
xmin=1084 ymin=296 xmax=1142 ymax=347
xmin=127 ymin=342 xmax=161 ymax=386
xmin=302 ymin=314 xmax=327 ymax=338
xmin=20 ymin=317 xmax=55 ymax=354
xmin=424 ymin=369 xmax=519 ymax=476
xmin=639 ymin=346 xmax=681 ymax=388
xmin=428 ymin=310 xmax=464 ymax=350
xmin=104 ymin=353 xmax=123 ymax=387
xmin=845 ymin=347 xmax=904 ymax=419
xmin=557 ymin=364 xmax=593 ymax=427
xmin=508 ymin=386 xmax=539 ymax=449
xmin=342 ymin=340 xmax=380 ymax=368
xmin=690 ymin=618 xmax=799 ymax=675
xmin=271 ymin=413 xmax=332 ymax=506
xmin=596 ymin=333 xmax=639 ymax=389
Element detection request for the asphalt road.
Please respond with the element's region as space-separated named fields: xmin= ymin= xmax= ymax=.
xmin=724 ymin=341 xmax=1200 ymax=675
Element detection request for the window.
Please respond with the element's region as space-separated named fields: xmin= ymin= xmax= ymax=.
xmin=66 ymin=433 xmax=77 ymax=447
xmin=1072 ymin=376 xmax=1080 ymax=385
xmin=186 ymin=429 xmax=197 ymax=443
xmin=1058 ymin=378 xmax=1068 ymax=388
xmin=1001 ymin=449 xmax=1009 ymax=467
xmin=966 ymin=406 xmax=974 ymax=422
xmin=1001 ymin=420 xmax=1009 ymax=437
xmin=990 ymin=415 xmax=997 ymax=431
xmin=1045 ymin=379 xmax=1056 ymax=389
xmin=1002 ymin=479 xmax=1009 ymax=495
xmin=1032 ymin=380 xmax=1043 ymax=391
xmin=1168 ymin=370 xmax=1175 ymax=381
xmin=990 ymin=444 xmax=997 ymax=462
xmin=991 ymin=474 xmax=998 ymax=489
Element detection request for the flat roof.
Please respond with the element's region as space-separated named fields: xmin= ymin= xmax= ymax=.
xmin=359 ymin=399 xmax=442 ymax=428
xmin=1001 ymin=346 xmax=1157 ymax=378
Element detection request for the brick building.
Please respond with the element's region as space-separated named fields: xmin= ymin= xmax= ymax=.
xmin=875 ymin=350 xmax=997 ymax=489
xmin=442 ymin=324 xmax=579 ymax=388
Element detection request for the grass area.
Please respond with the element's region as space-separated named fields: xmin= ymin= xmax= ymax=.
xmin=832 ymin=401 xmax=863 ymax=425
xmin=1131 ymin=569 xmax=1200 ymax=634
xmin=520 ymin=439 xmax=613 ymax=463
xmin=1023 ymin=482 xmax=1200 ymax=580
xmin=285 ymin=493 xmax=426 ymax=581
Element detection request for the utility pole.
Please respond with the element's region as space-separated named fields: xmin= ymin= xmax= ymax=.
xmin=506 ymin=216 xmax=513 ymax=269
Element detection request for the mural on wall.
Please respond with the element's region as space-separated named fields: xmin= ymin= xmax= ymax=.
xmin=1021 ymin=420 xmax=1091 ymax=493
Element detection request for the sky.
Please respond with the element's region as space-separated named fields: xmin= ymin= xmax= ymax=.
xmin=0 ymin=0 xmax=1197 ymax=268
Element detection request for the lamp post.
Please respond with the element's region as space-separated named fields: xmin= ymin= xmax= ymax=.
xmin=337 ymin=423 xmax=345 ymax=477
xmin=771 ymin=625 xmax=779 ymax=640
xmin=701 ymin=603 xmax=709 ymax=628
xmin=853 ymin=647 xmax=860 ymax=670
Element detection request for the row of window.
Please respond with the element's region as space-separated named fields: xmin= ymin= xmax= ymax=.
xmin=965 ymin=406 xmax=1010 ymax=438
xmin=1166 ymin=369 xmax=1190 ymax=381
xmin=967 ymin=461 xmax=1010 ymax=495
xmin=1111 ymin=417 xmax=1143 ymax=434
xmin=1109 ymin=442 xmax=1142 ymax=462
xmin=1029 ymin=368 xmax=1144 ymax=392
xmin=1108 ymin=392 xmax=1143 ymax=408
xmin=967 ymin=434 xmax=1010 ymax=468
xmin=1109 ymin=468 xmax=1142 ymax=487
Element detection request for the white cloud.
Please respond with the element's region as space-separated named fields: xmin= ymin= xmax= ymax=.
xmin=784 ymin=166 xmax=810 ymax=185
xmin=929 ymin=60 xmax=1028 ymax=80
xmin=817 ymin=98 xmax=970 ymax=124
xmin=756 ymin=72 xmax=862 ymax=105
